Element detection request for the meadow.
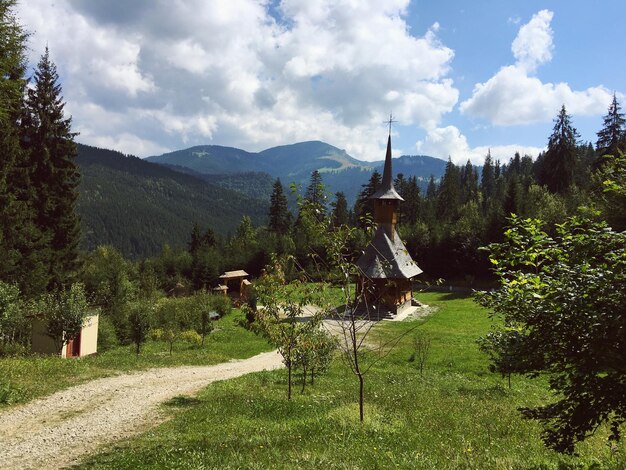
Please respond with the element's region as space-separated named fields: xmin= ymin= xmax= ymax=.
xmin=72 ymin=293 xmax=625 ymax=469
xmin=0 ymin=309 xmax=272 ymax=407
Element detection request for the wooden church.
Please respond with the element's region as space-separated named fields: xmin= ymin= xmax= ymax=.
xmin=355 ymin=133 xmax=422 ymax=317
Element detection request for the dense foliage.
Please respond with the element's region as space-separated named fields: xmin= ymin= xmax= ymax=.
xmin=478 ymin=216 xmax=626 ymax=453
xmin=76 ymin=144 xmax=269 ymax=258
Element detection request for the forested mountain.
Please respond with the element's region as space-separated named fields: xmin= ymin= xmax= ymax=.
xmin=147 ymin=140 xmax=448 ymax=204
xmin=76 ymin=144 xmax=269 ymax=258
xmin=147 ymin=141 xmax=368 ymax=176
xmin=75 ymin=141 xmax=447 ymax=258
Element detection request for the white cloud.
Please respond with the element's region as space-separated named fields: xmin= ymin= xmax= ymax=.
xmin=461 ymin=10 xmax=612 ymax=126
xmin=416 ymin=125 xmax=543 ymax=164
xmin=511 ymin=9 xmax=553 ymax=73
xmin=460 ymin=65 xmax=611 ymax=125
xmin=16 ymin=0 xmax=458 ymax=160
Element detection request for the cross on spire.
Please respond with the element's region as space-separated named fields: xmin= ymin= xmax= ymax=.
xmin=384 ymin=113 xmax=397 ymax=135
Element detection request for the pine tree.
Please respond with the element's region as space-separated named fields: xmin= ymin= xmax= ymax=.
xmin=304 ymin=170 xmax=326 ymax=221
xmin=426 ymin=175 xmax=437 ymax=199
xmin=502 ymin=177 xmax=522 ymax=216
xmin=188 ymin=223 xmax=219 ymax=291
xmin=202 ymin=228 xmax=216 ymax=247
xmin=188 ymin=223 xmax=202 ymax=256
xmin=22 ymin=47 xmax=81 ymax=289
xmin=402 ymin=176 xmax=421 ymax=225
xmin=538 ymin=105 xmax=580 ymax=194
xmin=461 ymin=159 xmax=479 ymax=204
xmin=353 ymin=170 xmax=381 ymax=227
xmin=481 ymin=151 xmax=495 ymax=206
xmin=330 ymin=191 xmax=349 ymax=227
xmin=595 ymin=93 xmax=626 ymax=161
xmin=268 ymin=178 xmax=291 ymax=234
xmin=436 ymin=158 xmax=461 ymax=221
xmin=0 ymin=1 xmax=50 ymax=296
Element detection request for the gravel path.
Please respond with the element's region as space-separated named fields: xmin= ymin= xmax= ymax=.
xmin=0 ymin=350 xmax=283 ymax=470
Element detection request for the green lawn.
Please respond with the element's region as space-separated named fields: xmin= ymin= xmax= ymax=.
xmin=76 ymin=292 xmax=625 ymax=469
xmin=0 ymin=308 xmax=272 ymax=408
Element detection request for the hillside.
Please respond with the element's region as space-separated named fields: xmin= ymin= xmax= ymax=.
xmin=147 ymin=141 xmax=448 ymax=204
xmin=76 ymin=144 xmax=269 ymax=258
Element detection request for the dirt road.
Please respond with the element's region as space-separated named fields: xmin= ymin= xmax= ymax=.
xmin=0 ymin=350 xmax=283 ymax=469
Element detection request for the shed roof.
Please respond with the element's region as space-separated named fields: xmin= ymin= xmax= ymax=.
xmin=356 ymin=226 xmax=422 ymax=279
xmin=219 ymin=270 xmax=249 ymax=279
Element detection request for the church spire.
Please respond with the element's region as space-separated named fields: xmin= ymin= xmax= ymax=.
xmin=370 ymin=131 xmax=403 ymax=201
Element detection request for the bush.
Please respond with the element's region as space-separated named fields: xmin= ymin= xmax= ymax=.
xmin=0 ymin=282 xmax=28 ymax=352
xmin=149 ymin=328 xmax=164 ymax=341
xmin=97 ymin=315 xmax=119 ymax=352
xmin=210 ymin=294 xmax=232 ymax=317
xmin=179 ymin=329 xmax=202 ymax=346
xmin=0 ymin=342 xmax=28 ymax=357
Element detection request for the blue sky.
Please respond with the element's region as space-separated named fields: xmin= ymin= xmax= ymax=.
xmin=17 ymin=1 xmax=624 ymax=164
xmin=397 ymin=0 xmax=625 ymax=158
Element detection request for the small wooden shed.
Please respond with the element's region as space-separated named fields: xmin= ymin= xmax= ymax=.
xmin=31 ymin=314 xmax=99 ymax=358
xmin=219 ymin=270 xmax=250 ymax=298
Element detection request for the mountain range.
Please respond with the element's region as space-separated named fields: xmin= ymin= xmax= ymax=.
xmin=146 ymin=141 xmax=447 ymax=204
xmin=76 ymin=141 xmax=448 ymax=258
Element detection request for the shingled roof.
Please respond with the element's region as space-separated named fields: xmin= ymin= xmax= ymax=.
xmin=356 ymin=226 xmax=422 ymax=279
xmin=369 ymin=135 xmax=404 ymax=201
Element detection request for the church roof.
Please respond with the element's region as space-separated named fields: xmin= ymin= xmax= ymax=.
xmin=370 ymin=134 xmax=404 ymax=201
xmin=356 ymin=226 xmax=422 ymax=279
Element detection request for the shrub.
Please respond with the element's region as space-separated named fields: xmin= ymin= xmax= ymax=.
xmin=210 ymin=294 xmax=232 ymax=317
xmin=0 ymin=282 xmax=28 ymax=352
xmin=179 ymin=329 xmax=202 ymax=346
xmin=97 ymin=315 xmax=119 ymax=352
xmin=149 ymin=328 xmax=164 ymax=341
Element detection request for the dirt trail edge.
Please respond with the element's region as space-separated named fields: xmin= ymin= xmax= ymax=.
xmin=0 ymin=350 xmax=283 ymax=470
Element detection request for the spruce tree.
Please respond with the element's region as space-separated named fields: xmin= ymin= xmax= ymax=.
xmin=22 ymin=47 xmax=81 ymax=289
xmin=304 ymin=170 xmax=326 ymax=220
xmin=426 ymin=175 xmax=437 ymax=199
xmin=595 ymin=93 xmax=626 ymax=161
xmin=0 ymin=1 xmax=50 ymax=296
xmin=401 ymin=176 xmax=421 ymax=225
xmin=481 ymin=151 xmax=495 ymax=206
xmin=436 ymin=158 xmax=461 ymax=221
xmin=353 ymin=170 xmax=381 ymax=227
xmin=538 ymin=105 xmax=580 ymax=194
xmin=330 ymin=191 xmax=349 ymax=227
xmin=268 ymin=178 xmax=291 ymax=234
xmin=188 ymin=223 xmax=202 ymax=256
xmin=461 ymin=159 xmax=479 ymax=204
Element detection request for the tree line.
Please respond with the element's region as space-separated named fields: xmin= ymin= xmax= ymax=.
xmin=260 ymin=100 xmax=625 ymax=283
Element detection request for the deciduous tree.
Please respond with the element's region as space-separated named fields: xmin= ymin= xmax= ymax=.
xmin=477 ymin=215 xmax=626 ymax=453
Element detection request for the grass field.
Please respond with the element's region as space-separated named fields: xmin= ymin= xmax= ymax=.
xmin=0 ymin=308 xmax=272 ymax=408
xmin=76 ymin=292 xmax=626 ymax=469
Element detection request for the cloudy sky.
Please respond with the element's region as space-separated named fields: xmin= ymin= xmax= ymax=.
xmin=16 ymin=0 xmax=625 ymax=163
